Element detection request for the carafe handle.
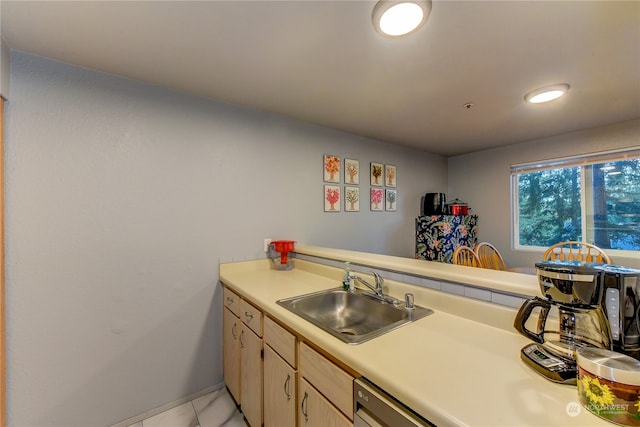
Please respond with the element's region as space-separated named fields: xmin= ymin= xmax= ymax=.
xmin=513 ymin=297 xmax=551 ymax=344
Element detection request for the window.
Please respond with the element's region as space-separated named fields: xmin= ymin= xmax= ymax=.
xmin=511 ymin=148 xmax=640 ymax=252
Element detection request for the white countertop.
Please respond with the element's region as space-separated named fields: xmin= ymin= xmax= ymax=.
xmin=219 ymin=253 xmax=609 ymax=427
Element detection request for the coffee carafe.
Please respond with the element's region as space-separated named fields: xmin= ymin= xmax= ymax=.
xmin=514 ymin=260 xmax=612 ymax=384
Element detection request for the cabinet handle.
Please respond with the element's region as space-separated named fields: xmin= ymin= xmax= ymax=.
xmin=226 ymin=296 xmax=234 ymax=304
xmin=231 ymin=322 xmax=237 ymax=340
xmin=240 ymin=329 xmax=245 ymax=348
xmin=244 ymin=312 xmax=254 ymax=322
xmin=301 ymin=391 xmax=309 ymax=422
xmin=283 ymin=373 xmax=291 ymax=401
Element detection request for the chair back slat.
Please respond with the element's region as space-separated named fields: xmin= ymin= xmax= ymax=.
xmin=453 ymin=246 xmax=482 ymax=267
xmin=475 ymin=242 xmax=507 ymax=270
xmin=543 ymin=241 xmax=612 ymax=264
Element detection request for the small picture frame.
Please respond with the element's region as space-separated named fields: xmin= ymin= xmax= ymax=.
xmin=323 ymin=155 xmax=341 ymax=183
xmin=385 ymin=164 xmax=397 ymax=187
xmin=370 ymin=162 xmax=383 ymax=186
xmin=370 ymin=188 xmax=384 ymax=211
xmin=385 ymin=189 xmax=397 ymax=211
xmin=345 ymin=186 xmax=359 ymax=212
xmin=324 ymin=185 xmax=341 ymax=212
xmin=344 ymin=158 xmax=360 ymax=185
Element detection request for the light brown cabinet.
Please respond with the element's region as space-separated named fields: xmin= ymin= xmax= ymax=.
xmin=222 ymin=284 xmax=355 ymax=427
xmin=299 ymin=342 xmax=354 ymax=420
xmin=240 ymin=324 xmax=263 ymax=427
xmin=264 ymin=345 xmax=296 ymax=427
xmin=299 ymin=378 xmax=351 ymax=427
xmin=222 ymin=286 xmax=264 ymax=427
xmin=264 ymin=316 xmax=298 ymax=427
xmin=222 ymin=307 xmax=240 ymax=402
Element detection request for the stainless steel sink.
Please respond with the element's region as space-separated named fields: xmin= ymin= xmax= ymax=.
xmin=276 ymin=288 xmax=434 ymax=344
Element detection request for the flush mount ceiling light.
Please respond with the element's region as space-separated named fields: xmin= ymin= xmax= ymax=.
xmin=372 ymin=0 xmax=432 ymax=37
xmin=524 ymin=84 xmax=570 ymax=104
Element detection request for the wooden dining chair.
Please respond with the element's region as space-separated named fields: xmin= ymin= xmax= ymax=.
xmin=542 ymin=241 xmax=612 ymax=264
xmin=452 ymin=246 xmax=482 ymax=267
xmin=475 ymin=242 xmax=507 ymax=270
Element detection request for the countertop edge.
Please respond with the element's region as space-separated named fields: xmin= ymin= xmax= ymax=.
xmin=294 ymin=245 xmax=542 ymax=297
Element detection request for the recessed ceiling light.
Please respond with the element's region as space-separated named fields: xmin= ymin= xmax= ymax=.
xmin=524 ymin=84 xmax=570 ymax=104
xmin=372 ymin=1 xmax=432 ymax=37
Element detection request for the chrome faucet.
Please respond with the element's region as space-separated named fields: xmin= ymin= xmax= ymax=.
xmin=348 ymin=271 xmax=385 ymax=299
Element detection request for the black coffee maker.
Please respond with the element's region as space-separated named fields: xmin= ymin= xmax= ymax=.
xmin=514 ymin=260 xmax=613 ymax=384
xmin=420 ymin=193 xmax=446 ymax=215
xmin=598 ymin=264 xmax=640 ymax=360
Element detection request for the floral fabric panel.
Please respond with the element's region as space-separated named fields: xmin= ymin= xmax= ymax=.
xmin=415 ymin=215 xmax=479 ymax=263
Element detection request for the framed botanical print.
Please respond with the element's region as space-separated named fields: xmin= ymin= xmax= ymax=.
xmin=370 ymin=162 xmax=383 ymax=186
xmin=344 ymin=158 xmax=359 ymax=185
xmin=345 ymin=186 xmax=359 ymax=212
xmin=385 ymin=164 xmax=397 ymax=187
xmin=324 ymin=185 xmax=341 ymax=212
xmin=385 ymin=189 xmax=397 ymax=211
xmin=323 ymin=155 xmax=341 ymax=183
xmin=370 ymin=188 xmax=384 ymax=211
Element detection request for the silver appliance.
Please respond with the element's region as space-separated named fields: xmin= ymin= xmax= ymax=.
xmin=599 ymin=264 xmax=640 ymax=359
xmin=354 ymin=378 xmax=432 ymax=427
xmin=514 ymin=260 xmax=613 ymax=384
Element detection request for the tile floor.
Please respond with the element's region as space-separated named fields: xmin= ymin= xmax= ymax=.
xmin=126 ymin=388 xmax=246 ymax=427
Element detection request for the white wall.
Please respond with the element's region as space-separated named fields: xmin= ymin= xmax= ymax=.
xmin=448 ymin=119 xmax=640 ymax=269
xmin=4 ymin=51 xmax=447 ymax=426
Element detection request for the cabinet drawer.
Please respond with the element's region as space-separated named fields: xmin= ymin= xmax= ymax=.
xmin=264 ymin=316 xmax=297 ymax=368
xmin=300 ymin=343 xmax=354 ymax=420
xmin=223 ymin=287 xmax=240 ymax=316
xmin=240 ymin=298 xmax=263 ymax=337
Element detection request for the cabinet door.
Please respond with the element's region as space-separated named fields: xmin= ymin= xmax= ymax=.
xmin=299 ymin=379 xmax=352 ymax=427
xmin=223 ymin=307 xmax=240 ymax=403
xmin=264 ymin=345 xmax=296 ymax=427
xmin=240 ymin=325 xmax=263 ymax=427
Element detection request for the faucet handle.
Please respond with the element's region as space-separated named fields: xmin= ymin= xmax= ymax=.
xmin=371 ymin=271 xmax=384 ymax=288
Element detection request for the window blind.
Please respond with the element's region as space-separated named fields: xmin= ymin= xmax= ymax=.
xmin=511 ymin=147 xmax=640 ymax=174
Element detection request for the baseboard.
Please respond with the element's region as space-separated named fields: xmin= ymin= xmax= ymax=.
xmin=109 ymin=382 xmax=225 ymax=427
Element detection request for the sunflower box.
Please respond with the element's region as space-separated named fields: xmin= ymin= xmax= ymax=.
xmin=577 ymin=348 xmax=640 ymax=426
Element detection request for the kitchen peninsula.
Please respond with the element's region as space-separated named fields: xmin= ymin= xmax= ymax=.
xmin=219 ymin=246 xmax=608 ymax=426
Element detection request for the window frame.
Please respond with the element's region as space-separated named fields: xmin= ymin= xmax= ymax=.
xmin=511 ymin=147 xmax=640 ymax=255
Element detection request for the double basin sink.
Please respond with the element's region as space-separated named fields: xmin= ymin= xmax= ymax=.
xmin=277 ymin=287 xmax=434 ymax=344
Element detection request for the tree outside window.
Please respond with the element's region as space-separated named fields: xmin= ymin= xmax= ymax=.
xmin=513 ymin=154 xmax=640 ymax=252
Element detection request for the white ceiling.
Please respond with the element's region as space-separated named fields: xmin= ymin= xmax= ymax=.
xmin=1 ymin=0 xmax=639 ymax=156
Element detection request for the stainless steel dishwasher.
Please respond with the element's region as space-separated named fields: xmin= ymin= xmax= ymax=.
xmin=354 ymin=378 xmax=433 ymax=427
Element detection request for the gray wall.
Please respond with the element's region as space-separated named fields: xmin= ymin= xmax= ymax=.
xmin=0 ymin=38 xmax=9 ymax=99
xmin=4 ymin=52 xmax=447 ymax=426
xmin=448 ymin=119 xmax=640 ymax=269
